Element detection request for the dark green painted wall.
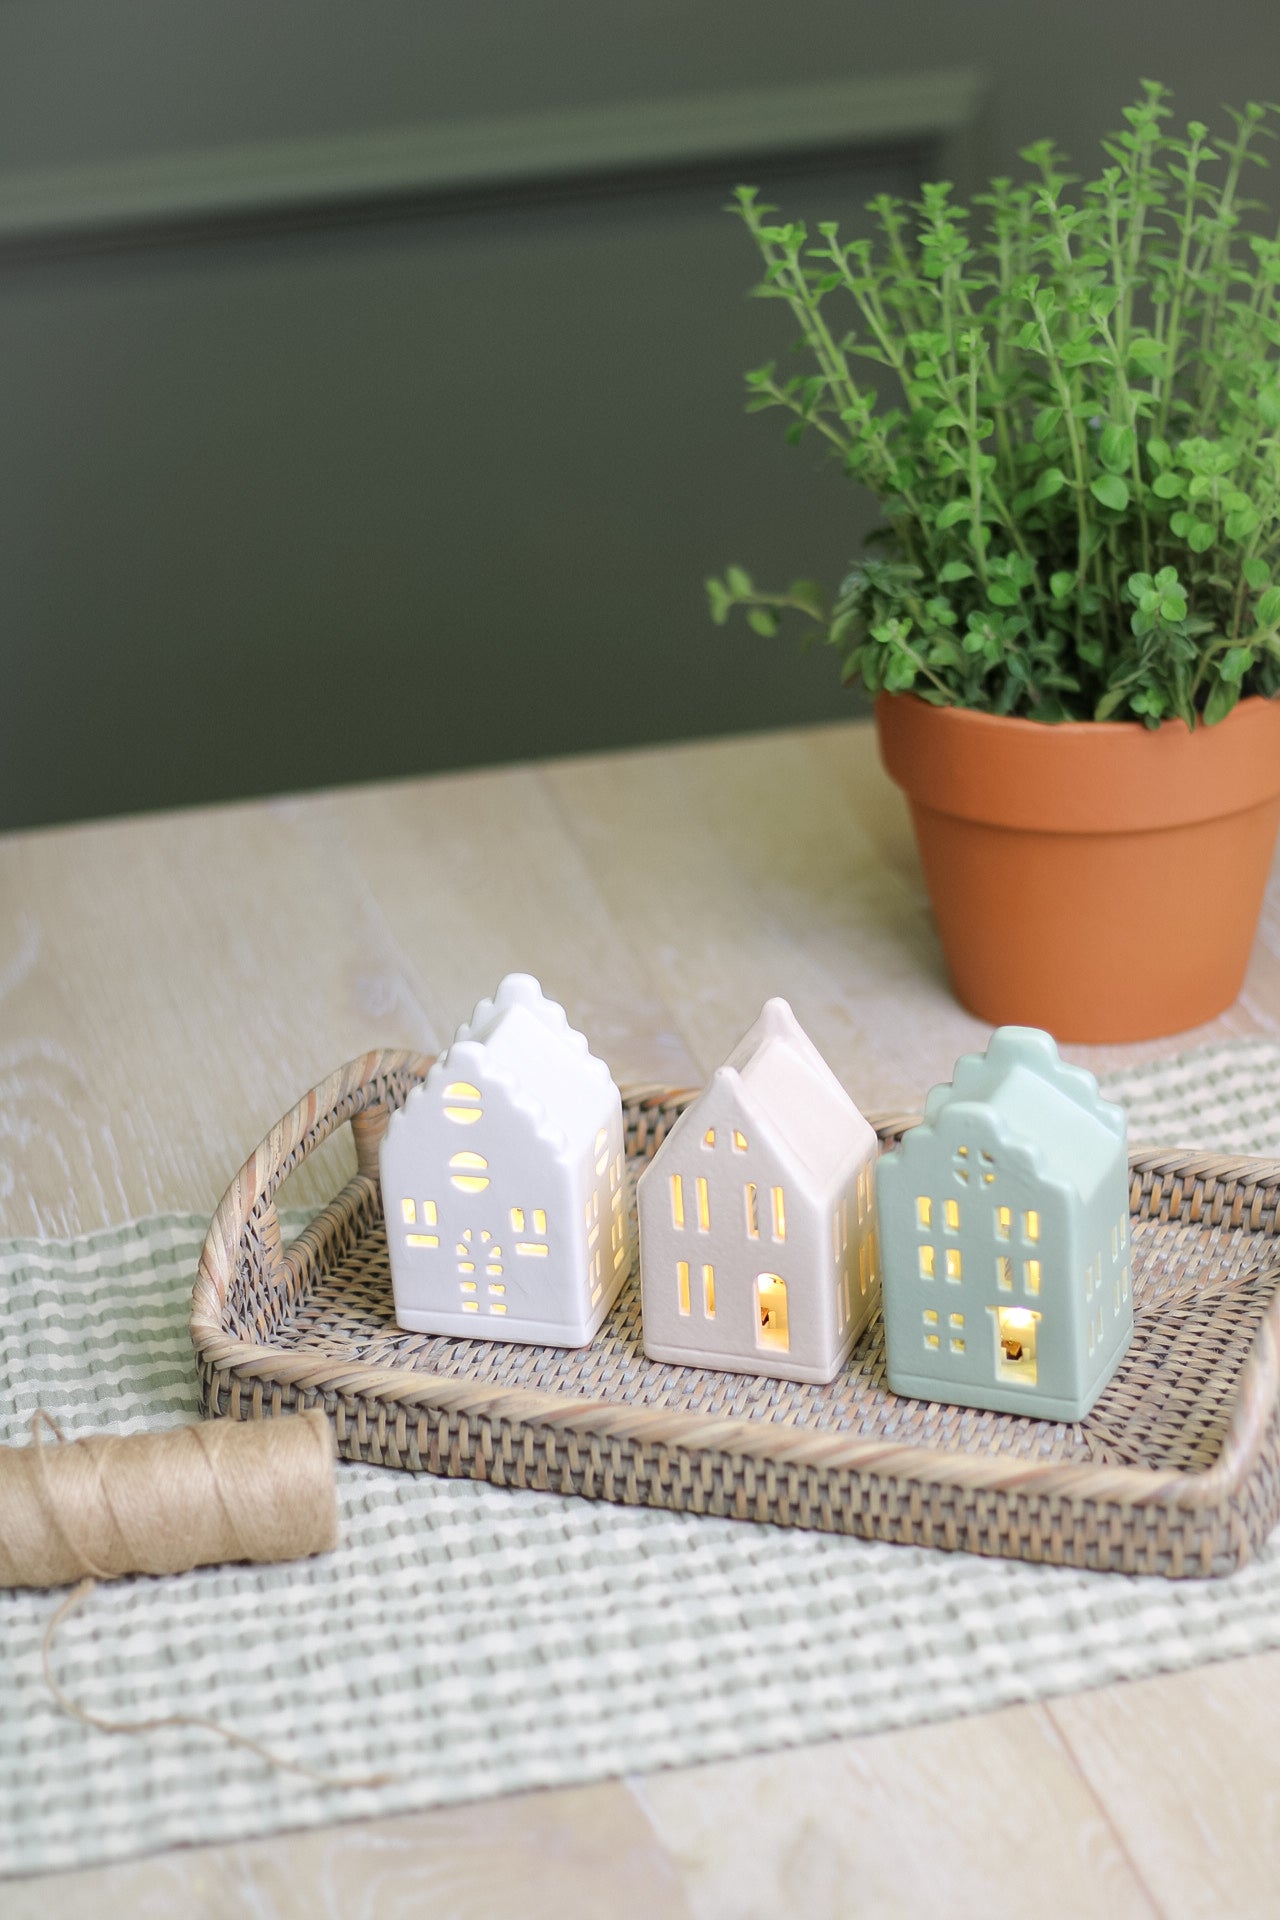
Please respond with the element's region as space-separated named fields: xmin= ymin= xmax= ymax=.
xmin=2 ymin=1 xmax=1278 ymax=828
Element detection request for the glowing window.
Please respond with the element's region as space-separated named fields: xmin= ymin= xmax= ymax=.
xmin=449 ymin=1151 xmax=489 ymax=1193
xmin=925 ymin=1333 xmax=940 ymax=1350
xmin=949 ymin=1312 xmax=965 ymax=1330
xmin=406 ymin=1233 xmax=439 ymax=1249
xmin=996 ymin=1256 xmax=1013 ymax=1292
xmin=510 ymin=1207 xmax=525 ymax=1233
xmin=696 ymin=1177 xmax=711 ymax=1232
xmin=917 ymin=1196 xmax=932 ymax=1229
xmin=488 ymin=1281 xmax=505 ymax=1295
xmin=1025 ymin=1259 xmax=1042 ymax=1295
xmin=421 ymin=1200 xmax=437 ymax=1226
xmin=996 ymin=1207 xmax=1012 ymax=1241
xmin=702 ymin=1264 xmax=716 ymax=1318
xmin=516 ymin=1242 xmax=549 ymax=1258
xmin=463 ymin=1300 xmax=480 ymax=1313
xmin=678 ymin=1262 xmax=691 ymax=1315
xmin=670 ymin=1175 xmax=685 ymax=1230
xmin=950 ymin=1337 xmax=965 ymax=1354
xmin=923 ymin=1308 xmax=938 ymax=1326
xmin=919 ymin=1245 xmax=936 ymax=1279
xmin=995 ymin=1306 xmax=1039 ymax=1384
xmin=443 ymin=1083 xmax=483 ymax=1125
xmin=732 ymin=1129 xmax=748 ymax=1152
xmin=745 ymin=1183 xmax=759 ymax=1238
xmin=755 ymin=1274 xmax=789 ymax=1352
xmin=460 ymin=1279 xmax=476 ymax=1292
xmin=944 ymin=1198 xmax=960 ymax=1231
xmin=702 ymin=1127 xmax=717 ymax=1149
xmin=401 ymin=1197 xmax=416 ymax=1225
xmin=945 ymin=1248 xmax=962 ymax=1281
xmin=1024 ymin=1210 xmax=1041 ymax=1242
xmin=771 ymin=1187 xmax=786 ymax=1242
xmin=533 ymin=1208 xmax=547 ymax=1235
xmin=490 ymin=1302 xmax=508 ymax=1316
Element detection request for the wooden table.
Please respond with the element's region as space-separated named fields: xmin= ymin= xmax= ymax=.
xmin=5 ymin=717 xmax=1280 ymax=1918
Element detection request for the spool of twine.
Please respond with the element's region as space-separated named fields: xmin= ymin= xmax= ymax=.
xmin=0 ymin=1410 xmax=338 ymax=1589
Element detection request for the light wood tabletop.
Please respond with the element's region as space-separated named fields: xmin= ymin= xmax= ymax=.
xmin=4 ymin=716 xmax=1280 ymax=1918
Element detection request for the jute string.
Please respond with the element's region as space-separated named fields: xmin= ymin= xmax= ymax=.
xmin=7 ymin=1411 xmax=392 ymax=1789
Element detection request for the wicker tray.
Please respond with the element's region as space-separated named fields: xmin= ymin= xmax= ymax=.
xmin=192 ymin=1049 xmax=1280 ymax=1578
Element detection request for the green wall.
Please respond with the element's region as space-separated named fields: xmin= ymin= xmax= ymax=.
xmin=2 ymin=1 xmax=1277 ymax=828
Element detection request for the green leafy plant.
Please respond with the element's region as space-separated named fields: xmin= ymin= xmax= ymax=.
xmin=708 ymin=83 xmax=1280 ymax=726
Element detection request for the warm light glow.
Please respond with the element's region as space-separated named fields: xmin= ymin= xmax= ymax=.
xmin=995 ymin=1305 xmax=1041 ymax=1385
xmin=696 ymin=1176 xmax=711 ymax=1232
xmin=950 ymin=1311 xmax=965 ymax=1330
xmin=491 ymin=1302 xmax=508 ymax=1315
xmin=925 ymin=1332 xmax=940 ymax=1349
xmin=771 ymin=1186 xmax=786 ymax=1242
xmin=702 ymin=1263 xmax=716 ymax=1317
xmin=449 ymin=1150 xmax=490 ymax=1192
xmin=463 ymin=1301 xmax=480 ymax=1313
xmin=614 ymin=1244 xmax=627 ymax=1270
xmin=444 ymin=1081 xmax=483 ymax=1124
xmin=916 ymin=1196 xmax=932 ymax=1229
xmin=401 ymin=1198 xmax=416 ymax=1225
xmin=745 ymin=1183 xmax=759 ymax=1238
xmin=1025 ymin=1259 xmax=1041 ymax=1295
xmin=458 ymin=1260 xmax=475 ymax=1274
xmin=996 ymin=1206 xmax=1011 ymax=1240
xmin=1024 ymin=1210 xmax=1041 ymax=1242
xmin=919 ymin=1245 xmax=935 ymax=1279
xmin=421 ymin=1200 xmax=437 ymax=1226
xmin=703 ymin=1127 xmax=717 ymax=1149
xmin=951 ymin=1336 xmax=965 ymax=1354
xmin=511 ymin=1207 xmax=525 ymax=1232
xmin=460 ymin=1279 xmax=476 ymax=1291
xmin=923 ymin=1309 xmax=938 ymax=1326
xmin=516 ymin=1242 xmax=549 ymax=1257
xmin=406 ymin=1233 xmax=439 ymax=1249
xmin=488 ymin=1282 xmax=505 ymax=1295
xmin=732 ymin=1129 xmax=748 ymax=1152
xmin=996 ymin=1256 xmax=1013 ymax=1292
xmin=755 ymin=1273 xmax=789 ymax=1352
xmin=945 ymin=1248 xmax=962 ymax=1281
xmin=944 ymin=1198 xmax=960 ymax=1231
xmin=677 ymin=1261 xmax=691 ymax=1315
xmin=670 ymin=1174 xmax=685 ymax=1229
xmin=533 ymin=1208 xmax=547 ymax=1235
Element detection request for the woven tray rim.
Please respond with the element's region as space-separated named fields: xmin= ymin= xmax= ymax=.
xmin=191 ymin=1050 xmax=1280 ymax=1515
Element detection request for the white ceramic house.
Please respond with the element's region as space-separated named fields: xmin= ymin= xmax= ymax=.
xmin=638 ymin=998 xmax=881 ymax=1383
xmin=379 ymin=974 xmax=632 ymax=1346
xmin=878 ymin=1027 xmax=1133 ymax=1421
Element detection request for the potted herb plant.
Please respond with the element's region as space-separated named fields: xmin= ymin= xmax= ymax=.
xmin=710 ymin=84 xmax=1280 ymax=1042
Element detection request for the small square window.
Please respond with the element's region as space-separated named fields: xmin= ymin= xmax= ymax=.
xmin=923 ymin=1308 xmax=939 ymax=1326
xmin=950 ymin=1337 xmax=965 ymax=1354
xmin=949 ymin=1311 xmax=964 ymax=1330
xmin=925 ymin=1332 xmax=940 ymax=1349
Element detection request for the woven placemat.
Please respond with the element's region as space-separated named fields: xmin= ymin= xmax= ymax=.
xmin=4 ymin=1040 xmax=1280 ymax=1878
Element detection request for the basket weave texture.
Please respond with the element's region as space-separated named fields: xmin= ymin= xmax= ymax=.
xmin=191 ymin=1051 xmax=1280 ymax=1577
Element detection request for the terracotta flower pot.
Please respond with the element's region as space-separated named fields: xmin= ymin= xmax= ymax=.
xmin=875 ymin=693 xmax=1280 ymax=1043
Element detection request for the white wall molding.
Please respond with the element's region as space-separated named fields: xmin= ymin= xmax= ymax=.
xmin=0 ymin=68 xmax=984 ymax=250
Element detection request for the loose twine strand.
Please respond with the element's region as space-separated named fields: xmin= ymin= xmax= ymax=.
xmin=14 ymin=1411 xmax=393 ymax=1792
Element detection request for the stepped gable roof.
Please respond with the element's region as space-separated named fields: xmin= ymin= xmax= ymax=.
xmin=917 ymin=1026 xmax=1125 ymax=1202
xmin=391 ymin=974 xmax=615 ymax=1159
xmin=708 ymin=997 xmax=875 ymax=1189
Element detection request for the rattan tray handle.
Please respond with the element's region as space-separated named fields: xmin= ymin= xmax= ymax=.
xmin=193 ymin=1048 xmax=433 ymax=1334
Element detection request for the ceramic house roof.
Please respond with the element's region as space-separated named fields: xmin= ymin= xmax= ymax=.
xmin=396 ymin=974 xmax=615 ymax=1158
xmin=917 ymin=1027 xmax=1124 ymax=1202
xmin=707 ymin=997 xmax=876 ymax=1189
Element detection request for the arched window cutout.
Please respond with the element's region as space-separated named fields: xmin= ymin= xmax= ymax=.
xmin=449 ymin=1150 xmax=490 ymax=1192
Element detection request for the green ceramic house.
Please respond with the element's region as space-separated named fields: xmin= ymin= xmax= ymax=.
xmin=879 ymin=1028 xmax=1133 ymax=1422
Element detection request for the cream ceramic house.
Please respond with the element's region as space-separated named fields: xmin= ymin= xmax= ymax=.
xmin=878 ymin=1027 xmax=1132 ymax=1421
xmin=638 ymin=998 xmax=880 ymax=1383
xmin=380 ymin=974 xmax=632 ymax=1345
